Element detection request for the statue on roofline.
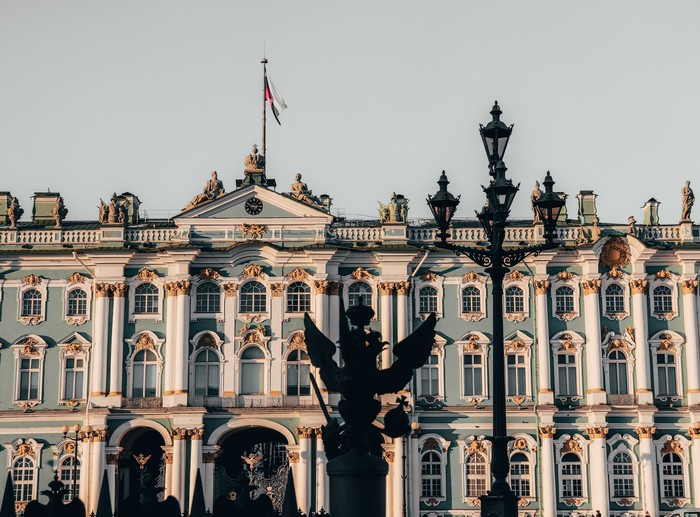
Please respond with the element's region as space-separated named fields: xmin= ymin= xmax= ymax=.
xmin=6 ymin=196 xmax=23 ymax=228
xmin=290 ymin=172 xmax=320 ymax=205
xmin=682 ymin=180 xmax=694 ymax=221
xmin=378 ymin=192 xmax=409 ymax=223
xmin=51 ymin=196 xmax=68 ymax=229
xmin=244 ymin=144 xmax=265 ymax=172
xmin=531 ymin=181 xmax=542 ymax=223
xmin=183 ymin=171 xmax=225 ymax=211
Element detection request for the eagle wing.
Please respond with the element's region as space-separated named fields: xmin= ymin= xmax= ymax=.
xmin=303 ymin=313 xmax=343 ymax=392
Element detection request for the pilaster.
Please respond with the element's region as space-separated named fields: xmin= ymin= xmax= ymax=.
xmin=378 ymin=281 xmax=395 ymax=369
xmin=107 ymin=283 xmax=127 ymax=404
xmin=392 ymin=437 xmax=405 ymax=517
xmin=534 ymin=278 xmax=553 ymax=403
xmin=270 ymin=282 xmax=284 ymax=396
xmin=171 ymin=427 xmax=188 ymax=505
xmin=636 ymin=425 xmax=659 ymax=516
xmin=585 ymin=426 xmax=610 ymax=517
xmin=395 ymin=281 xmax=410 ymax=342
xmin=222 ymin=283 xmax=237 ymax=397
xmin=630 ymin=278 xmax=653 ymax=404
xmin=538 ymin=425 xmax=557 ymax=517
xmin=297 ymin=426 xmax=314 ymax=512
xmin=690 ymin=425 xmax=700 ymax=508
xmin=681 ymin=279 xmax=700 ymax=404
xmin=90 ymin=284 xmax=111 ymax=398
xmin=189 ymin=427 xmax=204 ymax=510
xmin=581 ymin=279 xmax=606 ymax=404
xmin=315 ymin=429 xmax=329 ymax=512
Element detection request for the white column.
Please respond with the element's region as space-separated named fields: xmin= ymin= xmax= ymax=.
xmin=328 ymin=282 xmax=341 ymax=405
xmin=297 ymin=428 xmax=312 ymax=513
xmin=175 ymin=285 xmax=191 ymax=399
xmin=171 ymin=429 xmax=187 ymax=505
xmin=379 ymin=282 xmax=394 ymax=369
xmin=690 ymin=427 xmax=700 ymax=508
xmin=189 ymin=429 xmax=203 ymax=510
xmin=203 ymin=451 xmax=218 ymax=511
xmin=582 ymin=280 xmax=606 ymax=404
xmin=637 ymin=427 xmax=659 ymax=517
xmin=89 ymin=431 xmax=107 ymax=514
xmin=539 ymin=426 xmax=557 ymax=517
xmin=90 ymin=286 xmax=110 ymax=397
xmin=270 ymin=284 xmax=284 ymax=397
xmin=106 ymin=452 xmax=119 ymax=512
xmin=222 ymin=285 xmax=237 ymax=397
xmin=164 ymin=290 xmax=177 ymax=397
xmin=163 ymin=450 xmax=173 ymax=498
xmin=108 ymin=285 xmax=126 ymax=397
xmin=315 ymin=281 xmax=329 ymax=334
xmin=78 ymin=438 xmax=90 ymax=503
xmin=535 ymin=280 xmax=554 ymax=404
xmin=392 ymin=438 xmax=405 ymax=517
xmin=409 ymin=434 xmax=420 ymax=517
xmin=395 ymin=282 xmax=410 ymax=342
xmin=682 ymin=281 xmax=700 ymax=405
xmin=631 ymin=280 xmax=653 ymax=404
xmin=315 ymin=431 xmax=329 ymax=512
xmin=587 ymin=427 xmax=610 ymax=517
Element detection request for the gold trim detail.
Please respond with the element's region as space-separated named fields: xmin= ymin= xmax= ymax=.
xmin=241 ymin=264 xmax=264 ymax=279
xmin=136 ymin=268 xmax=159 ymax=281
xmin=378 ymin=281 xmax=395 ymax=296
xmin=328 ymin=281 xmax=343 ymax=295
xmin=538 ymin=425 xmax=556 ymax=438
xmin=240 ymin=223 xmax=266 ymax=240
xmin=586 ymin=426 xmax=609 ymax=439
xmin=629 ymin=279 xmax=649 ymax=294
xmin=681 ymin=279 xmax=699 ymax=295
xmin=351 ymin=267 xmax=374 ymax=280
xmin=223 ymin=283 xmax=237 ymax=297
xmin=561 ymin=438 xmax=582 ymax=454
xmin=314 ymin=280 xmax=330 ymax=294
xmin=199 ymin=268 xmax=221 ymax=280
xmin=66 ymin=272 xmax=87 ymax=284
xmin=534 ymin=280 xmax=550 ymax=294
xmin=395 ymin=281 xmax=411 ymax=295
xmin=23 ymin=274 xmax=42 ymax=286
xmin=505 ymin=270 xmax=525 ymax=282
xmin=287 ymin=268 xmax=310 ymax=281
xmin=270 ymin=283 xmax=284 ymax=297
xmin=581 ymin=279 xmax=602 ymax=294
xmin=635 ymin=426 xmax=656 ymax=439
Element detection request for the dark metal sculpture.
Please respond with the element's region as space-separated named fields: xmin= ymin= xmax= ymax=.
xmin=304 ymin=301 xmax=436 ymax=457
xmin=24 ymin=471 xmax=85 ymax=517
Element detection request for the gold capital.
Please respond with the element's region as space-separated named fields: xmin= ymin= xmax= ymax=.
xmin=94 ymin=283 xmax=112 ymax=298
xmin=223 ymin=283 xmax=237 ymax=297
xmin=586 ymin=426 xmax=609 ymax=439
xmin=313 ymin=280 xmax=330 ymax=294
xmin=635 ymin=426 xmax=657 ymax=439
xmin=689 ymin=425 xmax=700 ymax=439
xmin=270 ymin=283 xmax=284 ymax=297
xmin=395 ymin=281 xmax=411 ymax=296
xmin=534 ymin=279 xmax=550 ymax=294
xmin=629 ymin=279 xmax=649 ymax=294
xmin=328 ymin=281 xmax=343 ymax=296
xmin=538 ymin=425 xmax=556 ymax=438
xmin=111 ymin=283 xmax=128 ymax=297
xmin=581 ymin=279 xmax=602 ymax=294
xmin=378 ymin=282 xmax=395 ymax=296
xmin=681 ymin=279 xmax=699 ymax=295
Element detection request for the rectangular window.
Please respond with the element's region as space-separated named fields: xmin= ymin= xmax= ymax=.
xmin=557 ymin=354 xmax=578 ymax=396
xmin=63 ymin=357 xmax=85 ymax=400
xmin=419 ymin=355 xmax=439 ymax=397
xmin=657 ymin=353 xmax=678 ymax=396
xmin=507 ymin=354 xmax=527 ymax=396
xmin=18 ymin=358 xmax=40 ymax=401
xmin=463 ymin=354 xmax=483 ymax=397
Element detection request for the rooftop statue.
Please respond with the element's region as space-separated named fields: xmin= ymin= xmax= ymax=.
xmin=682 ymin=180 xmax=694 ymax=221
xmin=244 ymin=144 xmax=265 ymax=172
xmin=304 ymin=301 xmax=436 ymax=458
xmin=378 ymin=192 xmax=409 ymax=223
xmin=52 ymin=196 xmax=68 ymax=229
xmin=99 ymin=193 xmax=128 ymax=224
xmin=290 ymin=173 xmax=320 ymax=205
xmin=7 ymin=196 xmax=23 ymax=228
xmin=531 ymin=181 xmax=542 ymax=223
xmin=184 ymin=171 xmax=225 ymax=211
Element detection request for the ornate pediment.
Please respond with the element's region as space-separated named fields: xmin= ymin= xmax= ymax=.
xmin=351 ymin=267 xmax=374 ymax=280
xmin=286 ymin=268 xmax=310 ymax=281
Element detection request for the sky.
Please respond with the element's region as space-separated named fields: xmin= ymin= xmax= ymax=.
xmin=1 ymin=1 xmax=699 ymax=224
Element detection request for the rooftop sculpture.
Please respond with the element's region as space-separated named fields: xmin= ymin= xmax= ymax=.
xmin=184 ymin=171 xmax=225 ymax=211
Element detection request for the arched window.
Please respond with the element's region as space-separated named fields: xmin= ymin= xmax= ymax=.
xmin=241 ymin=346 xmax=265 ymax=395
xmin=59 ymin=456 xmax=80 ymax=502
xmin=421 ymin=451 xmax=442 ymax=498
xmin=608 ymin=350 xmax=629 ymax=395
xmin=419 ymin=286 xmax=438 ymax=314
xmin=656 ymin=352 xmax=678 ymax=397
xmin=286 ymin=349 xmax=311 ymax=396
xmin=462 ymin=286 xmax=481 ymax=314
xmin=348 ymin=282 xmax=372 ymax=307
xmin=561 ymin=453 xmax=583 ymax=498
xmin=240 ymin=281 xmax=267 ymax=313
xmin=195 ymin=282 xmax=220 ymax=313
xmin=661 ymin=453 xmax=685 ymax=498
xmin=21 ymin=289 xmax=43 ymax=317
xmin=465 ymin=453 xmax=488 ymax=497
xmin=611 ymin=451 xmax=634 ymax=498
xmin=419 ymin=354 xmax=439 ymax=397
xmin=13 ymin=456 xmax=35 ymax=503
xmin=193 ymin=349 xmax=220 ymax=397
xmin=287 ymin=282 xmax=311 ymax=313
xmin=605 ymin=284 xmax=625 ymax=314
xmin=132 ymin=349 xmax=158 ymax=397
xmin=509 ymin=452 xmax=531 ymax=497
xmin=555 ymin=286 xmax=574 ymax=314
xmin=653 ymin=285 xmax=673 ymax=314
xmin=505 ymin=286 xmax=524 ymax=314
xmin=67 ymin=289 xmax=88 ymax=316
xmin=63 ymin=356 xmax=85 ymax=400
xmin=18 ymin=357 xmax=41 ymax=401
xmin=134 ymin=283 xmax=159 ymax=314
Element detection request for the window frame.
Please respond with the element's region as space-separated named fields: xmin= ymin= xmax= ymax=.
xmin=127 ymin=270 xmax=164 ymax=322
xmin=458 ymin=436 xmax=491 ymax=504
xmin=124 ymin=331 xmax=165 ymax=398
xmin=550 ymin=331 xmax=584 ymax=402
xmin=549 ymin=271 xmax=581 ymax=321
xmin=341 ymin=268 xmax=379 ymax=316
xmin=417 ymin=434 xmax=450 ymax=505
xmin=11 ymin=336 xmax=47 ymax=405
xmin=4 ymin=438 xmax=42 ymax=506
xmin=57 ymin=333 xmax=91 ymax=405
xmin=283 ymin=345 xmax=312 ymax=401
xmin=51 ymin=440 xmax=83 ymax=503
xmin=17 ymin=277 xmax=48 ymax=325
xmin=508 ymin=434 xmax=537 ymax=503
xmin=416 ymin=338 xmax=445 ymax=402
xmin=239 ymin=280 xmax=269 ymax=315
xmin=601 ymin=334 xmax=635 ymax=404
xmin=606 ymin=439 xmax=640 ymax=505
xmin=414 ymin=274 xmax=444 ymax=319
xmin=649 ymin=331 xmax=684 ymax=402
xmin=63 ymin=278 xmax=92 ymax=325
xmin=504 ymin=331 xmax=533 ymax=403
xmin=503 ymin=270 xmax=529 ymax=322
xmin=655 ymin=435 xmax=691 ymax=507
xmin=457 ymin=332 xmax=490 ymax=403
xmin=602 ymin=271 xmax=630 ymax=320
xmin=459 ymin=272 xmax=487 ymax=322
xmin=648 ymin=270 xmax=679 ymax=321
xmin=191 ymin=279 xmax=224 ymax=321
xmin=346 ymin=280 xmax=374 ymax=309
xmin=237 ymin=343 xmax=270 ymax=396
xmin=554 ymin=434 xmax=589 ymax=506
xmin=285 ymin=281 xmax=313 ymax=315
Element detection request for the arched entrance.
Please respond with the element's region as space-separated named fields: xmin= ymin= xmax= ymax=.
xmin=116 ymin=428 xmax=166 ymax=510
xmin=214 ymin=427 xmax=289 ymax=512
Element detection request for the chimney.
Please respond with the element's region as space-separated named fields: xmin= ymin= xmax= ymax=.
xmin=0 ymin=192 xmax=11 ymax=225
xmin=576 ymin=190 xmax=598 ymax=225
xmin=119 ymin=192 xmax=141 ymax=225
xmin=32 ymin=192 xmax=61 ymax=225
xmin=643 ymin=198 xmax=660 ymax=225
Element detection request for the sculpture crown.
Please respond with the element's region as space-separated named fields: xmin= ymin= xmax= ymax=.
xmin=346 ymin=303 xmax=374 ymax=328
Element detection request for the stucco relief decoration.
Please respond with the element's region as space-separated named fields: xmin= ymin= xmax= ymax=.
xmin=681 ymin=279 xmax=699 ymax=295
xmin=378 ymin=281 xmax=395 ymax=296
xmin=22 ymin=274 xmax=42 ymax=286
xmin=505 ymin=339 xmax=527 ymax=352
xmin=197 ymin=333 xmax=217 ymax=348
xmin=381 ymin=450 xmax=395 ymax=462
xmin=505 ymin=270 xmax=526 ymax=282
xmin=62 ymin=441 xmax=76 ymax=455
xmin=12 ymin=442 xmax=35 ymax=459
xmin=655 ymin=270 xmax=673 ymax=280
xmin=287 ymin=452 xmax=300 ymax=463
xmin=465 ymin=438 xmax=487 ymax=455
xmin=350 ymin=267 xmax=374 ymax=280
xmin=19 ymin=338 xmax=40 ymax=356
xmin=561 ymin=437 xmax=582 ymax=455
xmin=286 ymin=268 xmax=310 ymax=281
xmin=581 ymin=279 xmax=602 ymax=295
xmin=463 ymin=272 xmax=485 ymax=284
xmin=420 ymin=271 xmax=440 ymax=282
xmin=288 ymin=332 xmax=306 ymax=351
xmin=512 ymin=437 xmax=529 ymax=451
xmin=607 ymin=267 xmax=624 ymax=280
xmin=688 ymin=426 xmax=700 ymax=440
xmin=66 ymin=272 xmax=87 ymax=284
xmin=463 ymin=334 xmax=482 ymax=352
xmin=534 ymin=279 xmax=550 ymax=294
xmin=586 ymin=426 xmax=609 ymax=439
xmin=563 ymin=498 xmax=585 ymax=508
xmin=135 ymin=334 xmax=155 ymax=351
xmin=661 ymin=438 xmax=685 ymax=457
xmin=241 ymin=264 xmax=265 ymax=279
xmin=421 ymin=437 xmax=443 ymax=452
xmin=223 ymin=283 xmax=237 ymax=297
xmin=240 ymin=223 xmax=266 ymax=240
xmin=657 ymin=333 xmax=676 ymax=351
xmin=600 ymin=236 xmax=631 ymax=269
xmin=635 ymin=426 xmax=656 ymax=439
xmin=65 ymin=343 xmax=83 ymax=355
xmin=558 ymin=333 xmax=577 ymax=351
xmin=395 ymin=281 xmax=410 ymax=296
xmin=629 ymin=278 xmax=649 ymax=294
xmin=136 ymin=268 xmax=159 ymax=282
xmin=270 ymin=283 xmax=284 ymax=297
xmin=314 ymin=280 xmax=330 ymax=294
xmin=199 ymin=268 xmax=221 ymax=280
xmin=538 ymin=425 xmax=556 ymax=438
xmin=606 ymin=338 xmax=630 ymax=355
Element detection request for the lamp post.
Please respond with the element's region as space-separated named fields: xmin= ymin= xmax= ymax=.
xmin=427 ymin=102 xmax=565 ymax=517
xmin=61 ymin=424 xmax=90 ymax=500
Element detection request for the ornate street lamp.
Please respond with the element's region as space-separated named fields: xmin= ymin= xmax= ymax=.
xmin=427 ymin=102 xmax=564 ymax=517
xmin=61 ymin=424 xmax=89 ymax=500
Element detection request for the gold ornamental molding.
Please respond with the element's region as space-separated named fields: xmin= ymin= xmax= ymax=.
xmin=94 ymin=282 xmax=112 ymax=298
xmin=240 ymin=223 xmax=266 ymax=240
xmin=538 ymin=425 xmax=556 ymax=439
xmin=382 ymin=451 xmax=395 ymax=462
xmin=133 ymin=453 xmax=151 ymax=469
xmin=585 ymin=426 xmax=609 ymax=439
xmin=505 ymin=339 xmax=528 ymax=352
xmin=288 ymin=332 xmax=306 ymax=350
xmin=328 ymin=281 xmax=343 ymax=296
xmin=66 ymin=272 xmax=87 ymax=284
xmin=395 ymin=280 xmax=411 ymax=296
xmin=135 ymin=268 xmax=159 ymax=282
xmin=19 ymin=338 xmax=40 ymax=356
xmin=534 ymin=279 xmax=550 ymax=294
xmin=196 ymin=333 xmax=217 ymax=348
xmin=112 ymin=283 xmax=128 ymax=297
xmin=607 ymin=267 xmax=624 ymax=279
xmin=314 ymin=280 xmax=330 ymax=294
xmin=634 ymin=425 xmax=656 ymax=438
xmin=350 ymin=267 xmax=374 ymax=280
xmin=223 ymin=283 xmax=237 ymax=297
xmin=106 ymin=453 xmax=120 ymax=465
xmin=189 ymin=428 xmax=205 ymax=440
xmin=661 ymin=438 xmax=685 ymax=457
xmin=92 ymin=428 xmax=108 ymax=442
xmin=505 ymin=270 xmax=526 ymax=282
xmin=600 ymin=236 xmax=631 ymax=269
xmin=286 ymin=267 xmax=310 ymax=281
xmin=629 ymin=279 xmax=649 ymax=294
xmin=287 ymin=452 xmax=300 ymax=463
xmin=561 ymin=438 xmax=582 ymax=455
xmin=165 ymin=280 xmax=191 ymax=296
xmin=688 ymin=425 xmax=700 ymax=439
xmin=557 ymin=271 xmax=574 ymax=281
xmin=12 ymin=443 xmax=34 ymax=458
xmin=463 ymin=271 xmax=485 ymax=284
xmin=655 ymin=269 xmax=673 ymax=280
xmin=270 ymin=283 xmax=284 ymax=297
xmin=681 ymin=279 xmax=699 ymax=295
xmin=511 ymin=438 xmax=529 ymax=451
xmin=464 ymin=439 xmax=487 ymax=455
xmin=163 ymin=452 xmax=174 ymax=464
xmin=606 ymin=339 xmax=630 ymax=354
xmin=378 ymin=281 xmax=395 ymax=296
xmin=297 ymin=427 xmax=316 ymax=439
xmin=463 ymin=334 xmax=482 ymax=352
xmin=581 ymin=279 xmax=602 ymax=295
xmin=62 ymin=441 xmax=76 ymax=455
xmin=420 ymin=271 xmax=441 ymax=282
xmin=171 ymin=428 xmax=189 ymax=441
xmin=22 ymin=274 xmax=42 ymax=286
xmin=135 ymin=334 xmax=155 ymax=351
xmin=241 ymin=264 xmax=265 ymax=279
xmin=199 ymin=268 xmax=221 ymax=280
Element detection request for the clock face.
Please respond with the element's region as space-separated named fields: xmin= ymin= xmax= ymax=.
xmin=245 ymin=197 xmax=264 ymax=215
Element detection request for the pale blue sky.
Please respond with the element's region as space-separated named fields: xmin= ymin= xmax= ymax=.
xmin=1 ymin=1 xmax=698 ymax=224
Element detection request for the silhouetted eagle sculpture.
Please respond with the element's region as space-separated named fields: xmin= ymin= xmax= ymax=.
xmin=304 ymin=301 xmax=436 ymax=458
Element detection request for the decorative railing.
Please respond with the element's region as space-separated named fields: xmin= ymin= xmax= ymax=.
xmin=121 ymin=397 xmax=163 ymax=409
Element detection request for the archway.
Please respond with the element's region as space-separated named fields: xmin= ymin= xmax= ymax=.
xmin=214 ymin=427 xmax=289 ymax=512
xmin=116 ymin=427 xmax=166 ymax=510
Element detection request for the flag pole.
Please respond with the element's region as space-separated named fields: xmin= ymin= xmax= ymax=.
xmin=261 ymin=57 xmax=268 ymax=166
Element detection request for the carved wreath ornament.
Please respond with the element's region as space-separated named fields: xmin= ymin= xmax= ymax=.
xmin=600 ymin=236 xmax=631 ymax=269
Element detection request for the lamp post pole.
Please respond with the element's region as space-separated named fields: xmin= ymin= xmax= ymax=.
xmin=61 ymin=424 xmax=86 ymax=500
xmin=427 ymin=102 xmax=565 ymax=517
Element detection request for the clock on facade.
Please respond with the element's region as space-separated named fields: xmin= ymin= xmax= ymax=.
xmin=244 ymin=197 xmax=264 ymax=215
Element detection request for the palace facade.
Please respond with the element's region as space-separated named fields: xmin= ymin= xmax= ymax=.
xmin=0 ymin=166 xmax=699 ymax=517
